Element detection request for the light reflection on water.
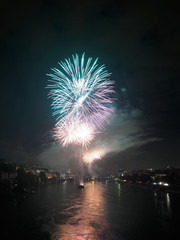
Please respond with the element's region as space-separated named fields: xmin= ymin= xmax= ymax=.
xmin=51 ymin=182 xmax=116 ymax=240
xmin=153 ymin=190 xmax=172 ymax=217
xmin=118 ymin=183 xmax=121 ymax=199
xmin=2 ymin=182 xmax=180 ymax=240
xmin=46 ymin=183 xmax=179 ymax=240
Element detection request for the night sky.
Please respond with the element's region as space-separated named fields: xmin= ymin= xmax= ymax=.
xmin=1 ymin=0 xmax=180 ymax=170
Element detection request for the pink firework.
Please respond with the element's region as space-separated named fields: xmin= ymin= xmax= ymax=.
xmin=54 ymin=117 xmax=94 ymax=147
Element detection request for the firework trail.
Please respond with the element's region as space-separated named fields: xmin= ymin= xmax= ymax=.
xmin=47 ymin=53 xmax=115 ymax=146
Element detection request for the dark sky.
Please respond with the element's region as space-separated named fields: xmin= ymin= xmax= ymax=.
xmin=0 ymin=0 xmax=180 ymax=170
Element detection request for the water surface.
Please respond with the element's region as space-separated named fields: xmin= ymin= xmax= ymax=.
xmin=1 ymin=182 xmax=180 ymax=239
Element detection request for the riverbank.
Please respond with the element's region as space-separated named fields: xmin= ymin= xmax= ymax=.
xmin=119 ymin=181 xmax=180 ymax=194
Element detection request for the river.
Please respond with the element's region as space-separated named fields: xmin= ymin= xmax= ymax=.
xmin=1 ymin=182 xmax=180 ymax=240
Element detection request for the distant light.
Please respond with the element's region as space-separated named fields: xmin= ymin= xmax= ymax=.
xmin=158 ymin=182 xmax=169 ymax=186
xmin=163 ymin=183 xmax=169 ymax=186
xmin=121 ymin=88 xmax=126 ymax=92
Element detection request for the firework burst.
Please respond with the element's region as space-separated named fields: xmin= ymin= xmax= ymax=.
xmin=47 ymin=53 xmax=114 ymax=128
xmin=83 ymin=148 xmax=104 ymax=164
xmin=47 ymin=53 xmax=115 ymax=146
xmin=54 ymin=117 xmax=94 ymax=147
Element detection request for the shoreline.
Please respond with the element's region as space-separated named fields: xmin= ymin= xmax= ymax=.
xmin=119 ymin=181 xmax=180 ymax=194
